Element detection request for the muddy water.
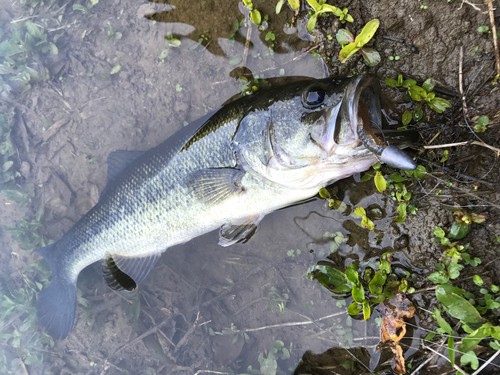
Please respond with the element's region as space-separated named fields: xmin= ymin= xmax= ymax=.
xmin=1 ymin=0 xmax=499 ymax=374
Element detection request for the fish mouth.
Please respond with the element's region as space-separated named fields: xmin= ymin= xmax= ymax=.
xmin=344 ymin=75 xmax=417 ymax=170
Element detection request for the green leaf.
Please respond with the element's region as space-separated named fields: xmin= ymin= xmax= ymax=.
xmin=473 ymin=275 xmax=483 ymax=287
xmin=287 ymin=0 xmax=300 ymax=11
xmin=347 ymin=301 xmax=362 ymax=316
xmin=428 ymin=271 xmax=449 ymax=284
xmin=428 ymin=97 xmax=452 ymax=113
xmin=402 ymin=79 xmax=417 ymax=88
xmin=433 ymin=227 xmax=446 ymax=238
xmin=408 ymin=85 xmax=427 ymax=101
xmin=359 ymin=48 xmax=380 ymax=66
xmin=319 ymin=187 xmax=330 ymax=199
xmin=313 ymin=265 xmax=352 ymax=293
xmin=433 ymin=309 xmax=454 ymax=335
xmin=345 ymin=266 xmax=359 ymax=284
xmin=361 ymin=170 xmax=374 ymax=182
xmin=460 ymin=351 xmax=479 ymax=370
xmin=395 ymin=202 xmax=407 ymax=223
xmin=276 ymin=0 xmax=285 ymax=13
xmin=448 ymin=221 xmax=469 ymax=240
xmin=369 ymin=269 xmax=387 ymax=295
xmin=385 ymin=78 xmax=399 ymax=88
xmin=338 ymin=42 xmax=360 ymax=63
xmin=354 ymin=19 xmax=379 ymax=48
xmin=49 ymin=42 xmax=58 ymax=54
xmin=413 ymin=109 xmax=424 ymax=121
xmin=25 ymin=21 xmax=44 ymax=39
xmin=389 ymin=173 xmax=406 ymax=183
xmin=250 ymin=9 xmax=261 ymax=25
xmin=110 ymin=65 xmax=121 ymax=74
xmin=336 ymin=29 xmax=354 ymax=46
xmin=374 ymin=171 xmax=386 ymax=192
xmin=477 ymin=25 xmax=489 ymax=33
xmin=352 ymin=284 xmax=364 ymax=303
xmin=306 ymin=0 xmax=321 ymax=12
xmin=448 ymin=337 xmax=455 ymax=368
xmin=354 ymin=206 xmax=366 ymax=216
xmin=436 ymin=288 xmax=484 ymax=324
xmin=397 ymin=74 xmax=403 ymax=87
xmin=459 ymin=322 xmax=497 ymax=353
xmin=307 ymin=13 xmax=318 ymax=32
xmin=362 ymin=300 xmax=371 ymax=320
xmin=402 ymin=110 xmax=412 ymax=126
xmin=422 ymin=78 xmax=435 ymax=92
xmin=73 ymin=4 xmax=87 ymax=13
xmin=477 ymin=115 xmax=489 ymax=126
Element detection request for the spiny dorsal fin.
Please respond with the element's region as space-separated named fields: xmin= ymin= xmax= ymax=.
xmin=186 ymin=168 xmax=244 ymax=205
xmin=106 ymin=150 xmax=146 ymax=185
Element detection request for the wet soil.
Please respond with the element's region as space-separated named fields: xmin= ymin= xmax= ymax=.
xmin=1 ymin=0 xmax=500 ymax=374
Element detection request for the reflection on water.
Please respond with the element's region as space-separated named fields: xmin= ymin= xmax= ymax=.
xmin=0 ymin=1 xmax=417 ymax=374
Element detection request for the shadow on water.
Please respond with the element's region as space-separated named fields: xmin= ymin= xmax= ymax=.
xmin=0 ymin=0 xmax=445 ymax=374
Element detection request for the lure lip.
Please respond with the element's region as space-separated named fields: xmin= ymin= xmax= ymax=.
xmin=346 ymin=75 xmax=417 ymax=170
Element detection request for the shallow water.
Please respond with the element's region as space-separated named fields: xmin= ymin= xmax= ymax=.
xmin=1 ymin=0 xmax=499 ymax=374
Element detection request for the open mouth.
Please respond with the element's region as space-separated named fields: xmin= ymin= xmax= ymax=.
xmin=348 ymin=75 xmax=417 ymax=170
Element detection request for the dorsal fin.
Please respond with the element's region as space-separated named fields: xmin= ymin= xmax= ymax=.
xmin=102 ymin=252 xmax=161 ymax=291
xmin=106 ymin=150 xmax=146 ymax=185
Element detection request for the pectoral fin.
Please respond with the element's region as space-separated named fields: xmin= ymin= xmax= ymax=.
xmin=186 ymin=168 xmax=245 ymax=205
xmin=219 ymin=214 xmax=265 ymax=247
xmin=103 ymin=252 xmax=161 ymax=291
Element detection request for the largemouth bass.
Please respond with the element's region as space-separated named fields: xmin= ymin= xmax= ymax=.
xmin=36 ymin=75 xmax=416 ymax=339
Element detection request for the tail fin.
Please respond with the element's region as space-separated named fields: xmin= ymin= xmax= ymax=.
xmin=36 ymin=243 xmax=77 ymax=339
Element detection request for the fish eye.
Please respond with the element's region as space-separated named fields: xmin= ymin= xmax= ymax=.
xmin=303 ymin=88 xmax=326 ymax=108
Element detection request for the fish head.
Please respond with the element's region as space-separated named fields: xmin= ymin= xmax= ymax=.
xmin=237 ymin=75 xmax=416 ymax=189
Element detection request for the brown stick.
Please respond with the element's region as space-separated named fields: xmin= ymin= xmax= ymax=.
xmin=423 ymin=140 xmax=500 ymax=155
xmin=486 ymin=0 xmax=500 ymax=79
xmin=242 ymin=21 xmax=252 ymax=67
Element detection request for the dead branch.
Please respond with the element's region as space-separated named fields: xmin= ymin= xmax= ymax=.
xmin=486 ymin=0 xmax=500 ymax=79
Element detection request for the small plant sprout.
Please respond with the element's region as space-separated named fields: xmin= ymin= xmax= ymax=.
xmin=241 ymin=0 xmax=261 ymax=25
xmin=385 ymin=75 xmax=452 ymax=122
xmin=268 ymin=287 xmax=289 ymax=314
xmin=474 ymin=115 xmax=489 ymax=132
xmin=276 ymin=0 xmax=300 ymax=14
xmin=336 ymin=19 xmax=380 ymax=66
xmin=159 ymin=32 xmax=181 ymax=60
xmin=106 ymin=22 xmax=122 ymax=43
xmin=305 ymin=0 xmax=353 ymax=32
xmin=354 ymin=206 xmax=375 ymax=230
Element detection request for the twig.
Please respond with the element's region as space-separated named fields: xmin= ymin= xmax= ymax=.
xmin=107 ymin=319 xmax=169 ymax=358
xmin=427 ymin=131 xmax=441 ymax=145
xmin=242 ymin=21 xmax=252 ymax=67
xmin=459 ymin=0 xmax=483 ymax=11
xmin=229 ymin=311 xmax=346 ymax=334
xmin=412 ymin=337 xmax=447 ymax=374
xmin=422 ymin=341 xmax=470 ymax=375
xmin=423 ymin=140 xmax=500 ymax=155
xmin=472 ymin=348 xmax=500 ymax=375
xmin=459 ymin=46 xmax=467 ymax=115
xmin=175 ymin=311 xmax=202 ymax=350
xmin=486 ymin=0 xmax=500 ymax=79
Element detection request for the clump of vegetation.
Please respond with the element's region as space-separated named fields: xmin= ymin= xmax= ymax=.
xmin=0 ymin=112 xmax=16 ymax=189
xmin=276 ymin=0 xmax=300 ymax=14
xmin=384 ymin=75 xmax=452 ymax=128
xmin=241 ymin=0 xmax=262 ymax=25
xmin=474 ymin=115 xmax=489 ymax=132
xmin=360 ymin=162 xmax=424 ymax=224
xmin=305 ymin=0 xmax=353 ymax=32
xmin=159 ymin=32 xmax=181 ymax=60
xmin=308 ymin=252 xmax=412 ymax=321
xmin=336 ymin=19 xmax=380 ymax=66
xmin=0 ymin=21 xmax=59 ymax=94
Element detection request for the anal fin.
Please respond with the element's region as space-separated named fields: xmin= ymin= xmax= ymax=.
xmin=103 ymin=252 xmax=160 ymax=291
xmin=219 ymin=214 xmax=265 ymax=247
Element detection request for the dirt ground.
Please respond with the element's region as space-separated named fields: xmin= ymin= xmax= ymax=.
xmin=1 ymin=0 xmax=500 ymax=374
